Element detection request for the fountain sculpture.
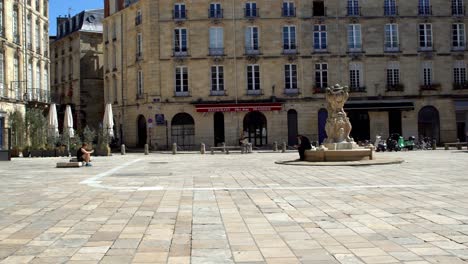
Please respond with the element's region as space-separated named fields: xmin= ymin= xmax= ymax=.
xmin=305 ymin=84 xmax=374 ymax=162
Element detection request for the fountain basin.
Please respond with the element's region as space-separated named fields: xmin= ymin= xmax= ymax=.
xmin=305 ymin=148 xmax=373 ymax=162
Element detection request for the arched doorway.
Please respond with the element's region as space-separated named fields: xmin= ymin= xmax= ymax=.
xmin=287 ymin=110 xmax=298 ymax=146
xmin=418 ymin=106 xmax=440 ymax=142
xmin=318 ymin=108 xmax=328 ymax=144
xmin=137 ymin=115 xmax=147 ymax=148
xmin=213 ymin=112 xmax=225 ymax=146
xmin=347 ymin=110 xmax=370 ymax=142
xmin=243 ymin=111 xmax=267 ymax=147
xmin=171 ymin=113 xmax=195 ymax=150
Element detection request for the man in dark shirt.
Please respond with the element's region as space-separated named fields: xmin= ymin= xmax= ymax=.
xmin=296 ymin=134 xmax=312 ymax=161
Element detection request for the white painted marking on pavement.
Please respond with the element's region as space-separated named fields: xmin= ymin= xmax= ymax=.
xmin=80 ymin=159 xmax=142 ymax=190
xmin=80 ymin=159 xmax=455 ymax=192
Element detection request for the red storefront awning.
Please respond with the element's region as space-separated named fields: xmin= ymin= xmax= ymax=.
xmin=195 ymin=103 xmax=283 ymax=113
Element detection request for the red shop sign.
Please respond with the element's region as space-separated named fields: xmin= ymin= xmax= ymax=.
xmin=195 ymin=103 xmax=282 ymax=113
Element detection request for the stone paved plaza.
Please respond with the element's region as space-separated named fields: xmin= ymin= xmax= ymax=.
xmin=0 ymin=151 xmax=468 ymax=264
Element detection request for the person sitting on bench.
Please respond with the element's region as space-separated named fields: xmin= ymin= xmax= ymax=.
xmin=77 ymin=143 xmax=94 ymax=167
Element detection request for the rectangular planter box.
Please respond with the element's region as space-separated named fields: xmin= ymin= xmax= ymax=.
xmin=56 ymin=150 xmax=68 ymax=157
xmin=42 ymin=150 xmax=56 ymax=157
xmin=30 ymin=150 xmax=43 ymax=157
xmin=0 ymin=150 xmax=10 ymax=161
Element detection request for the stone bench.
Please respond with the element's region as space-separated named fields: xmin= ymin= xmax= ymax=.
xmin=444 ymin=142 xmax=468 ymax=150
xmin=56 ymin=162 xmax=83 ymax=168
xmin=210 ymin=146 xmax=247 ymax=154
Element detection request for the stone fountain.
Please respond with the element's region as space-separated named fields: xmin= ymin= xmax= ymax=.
xmin=305 ymin=84 xmax=374 ymax=162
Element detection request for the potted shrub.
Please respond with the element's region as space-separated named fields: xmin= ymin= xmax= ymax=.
xmin=43 ymin=135 xmax=58 ymax=157
xmin=82 ymin=126 xmax=96 ymax=149
xmin=56 ymin=131 xmax=70 ymax=157
xmin=70 ymin=136 xmax=82 ymax=158
xmin=22 ymin=146 xmax=31 ymax=158
xmin=9 ymin=110 xmax=26 ymax=157
xmin=96 ymin=128 xmax=111 ymax=156
xmin=25 ymin=108 xmax=47 ymax=158
xmin=30 ymin=148 xmax=43 ymax=158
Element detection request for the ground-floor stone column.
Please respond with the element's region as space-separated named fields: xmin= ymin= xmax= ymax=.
xmin=369 ymin=111 xmax=389 ymax=141
xmin=402 ymin=110 xmax=418 ymax=139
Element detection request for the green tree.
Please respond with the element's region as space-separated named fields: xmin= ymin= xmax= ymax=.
xmin=25 ymin=108 xmax=47 ymax=149
xmin=8 ymin=110 xmax=25 ymax=149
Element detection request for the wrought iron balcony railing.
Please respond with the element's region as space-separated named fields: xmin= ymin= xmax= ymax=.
xmin=386 ymin=84 xmax=404 ymax=92
xmin=174 ymin=90 xmax=190 ymax=97
xmin=420 ymin=83 xmax=440 ymax=91
xmin=209 ymin=47 xmax=224 ymax=56
xmin=349 ymin=86 xmax=366 ymax=93
xmin=210 ymin=90 xmax=226 ymax=96
xmin=284 ymin=88 xmax=300 ymax=95
xmin=246 ymin=89 xmax=263 ymax=96
xmin=245 ymin=46 xmax=260 ymax=55
xmin=453 ymin=82 xmax=468 ymax=90
xmin=173 ymin=49 xmax=189 ymax=57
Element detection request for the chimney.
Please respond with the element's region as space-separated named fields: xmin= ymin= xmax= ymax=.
xmin=104 ymin=0 xmax=110 ymax=17
xmin=56 ymin=16 xmax=68 ymax=37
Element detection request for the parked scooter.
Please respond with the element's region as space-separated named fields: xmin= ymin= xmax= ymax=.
xmin=404 ymin=136 xmax=416 ymax=150
xmin=386 ymin=133 xmax=401 ymax=152
xmin=374 ymin=135 xmax=387 ymax=152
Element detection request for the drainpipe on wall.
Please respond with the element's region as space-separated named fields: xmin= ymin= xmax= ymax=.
xmin=120 ymin=11 xmax=125 ymax=145
xmin=23 ymin=2 xmax=28 ymax=105
xmin=232 ymin=0 xmax=240 ymax=137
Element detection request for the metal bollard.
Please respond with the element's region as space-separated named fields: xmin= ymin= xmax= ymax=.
xmin=200 ymin=143 xmax=206 ymax=154
xmin=121 ymin=144 xmax=126 ymax=155
xmin=221 ymin=142 xmax=226 ymax=153
xmin=172 ymin=143 xmax=177 ymax=155
xmin=144 ymin=144 xmax=149 ymax=155
xmin=281 ymin=142 xmax=287 ymax=153
xmin=432 ymin=139 xmax=437 ymax=150
xmin=273 ymin=141 xmax=278 ymax=152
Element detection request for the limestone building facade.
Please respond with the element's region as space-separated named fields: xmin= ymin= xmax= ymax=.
xmin=0 ymin=0 xmax=50 ymax=150
xmin=50 ymin=9 xmax=105 ymax=132
xmin=104 ymin=0 xmax=468 ymax=149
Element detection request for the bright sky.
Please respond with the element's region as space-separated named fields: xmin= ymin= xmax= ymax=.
xmin=49 ymin=0 xmax=103 ymax=36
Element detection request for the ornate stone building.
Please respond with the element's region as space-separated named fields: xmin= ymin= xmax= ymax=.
xmin=50 ymin=9 xmax=105 ymax=132
xmin=104 ymin=0 xmax=468 ymax=149
xmin=0 ymin=0 xmax=50 ymax=150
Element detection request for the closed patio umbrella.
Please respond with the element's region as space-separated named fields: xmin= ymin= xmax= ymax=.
xmin=47 ymin=103 xmax=59 ymax=138
xmin=64 ymin=105 xmax=74 ymax=138
xmin=103 ymin=103 xmax=114 ymax=138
